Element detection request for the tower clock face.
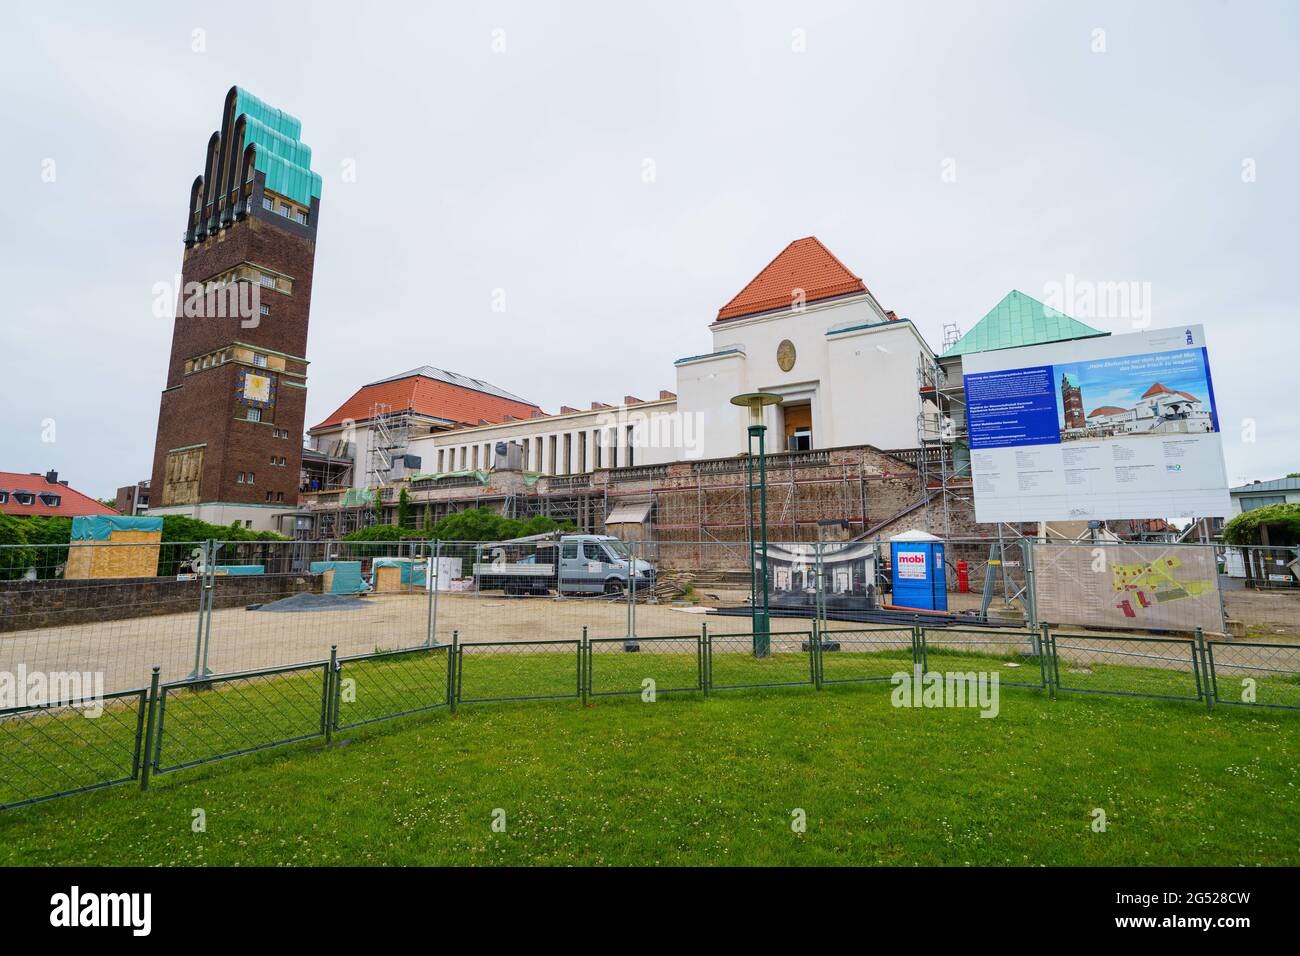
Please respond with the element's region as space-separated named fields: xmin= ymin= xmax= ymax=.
xmin=777 ymin=339 xmax=796 ymax=372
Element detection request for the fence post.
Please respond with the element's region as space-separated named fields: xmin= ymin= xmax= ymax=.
xmin=581 ymin=626 xmax=589 ymax=706
xmin=139 ymin=666 xmax=161 ymax=792
xmin=702 ymin=622 xmax=710 ymax=697
xmin=812 ymin=619 xmax=822 ymax=690
xmin=325 ymin=645 xmax=338 ymax=743
xmin=425 ymin=539 xmax=441 ymax=647
xmin=198 ymin=539 xmax=217 ymax=679
xmin=1020 ymin=537 xmax=1038 ymax=630
xmin=1038 ymin=622 xmax=1051 ymax=695
xmin=912 ymin=616 xmax=924 ymax=672
xmin=1196 ymin=627 xmax=1213 ymax=711
xmin=447 ymin=629 xmax=459 ymax=714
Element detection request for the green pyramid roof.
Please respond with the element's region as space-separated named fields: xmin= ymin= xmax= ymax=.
xmin=941 ymin=290 xmax=1107 ymax=358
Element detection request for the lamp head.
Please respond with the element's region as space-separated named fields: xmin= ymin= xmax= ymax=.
xmin=730 ymin=391 xmax=783 ymax=428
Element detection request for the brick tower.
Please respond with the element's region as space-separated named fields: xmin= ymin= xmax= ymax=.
xmin=148 ymin=87 xmax=322 ymax=531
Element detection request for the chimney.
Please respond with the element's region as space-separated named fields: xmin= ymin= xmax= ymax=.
xmin=658 ymin=390 xmax=676 ymax=401
xmin=591 ymin=401 xmax=612 ymax=410
xmin=623 ymin=395 xmax=643 ymax=405
xmin=560 ymin=405 xmax=580 ymax=415
xmin=45 ymin=470 xmax=58 ymax=485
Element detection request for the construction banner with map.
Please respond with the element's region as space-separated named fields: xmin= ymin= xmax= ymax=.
xmin=1032 ymin=542 xmax=1224 ymax=634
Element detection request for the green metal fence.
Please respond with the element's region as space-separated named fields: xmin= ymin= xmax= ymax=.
xmin=334 ymin=645 xmax=451 ymax=730
xmin=1047 ymin=632 xmax=1204 ymax=703
xmin=920 ymin=627 xmax=1049 ymax=691
xmin=151 ymin=661 xmax=332 ymax=775
xmin=0 ymin=688 xmax=148 ymax=811
xmin=7 ymin=626 xmax=1300 ymax=814
xmin=585 ymin=633 xmax=703 ymax=698
xmin=1206 ymin=640 xmax=1300 ymax=711
xmin=454 ymin=639 xmax=583 ymax=705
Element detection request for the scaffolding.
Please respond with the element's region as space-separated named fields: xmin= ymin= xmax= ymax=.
xmin=365 ymin=402 xmax=410 ymax=490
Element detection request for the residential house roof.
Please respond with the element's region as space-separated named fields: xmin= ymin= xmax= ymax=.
xmin=0 ymin=471 xmax=117 ymax=518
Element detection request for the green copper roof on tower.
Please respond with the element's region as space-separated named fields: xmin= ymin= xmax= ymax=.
xmin=235 ymin=87 xmax=322 ymax=207
xmin=941 ymin=289 xmax=1107 ymax=357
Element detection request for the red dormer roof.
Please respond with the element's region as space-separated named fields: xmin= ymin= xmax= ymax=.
xmin=716 ymin=237 xmax=868 ymax=322
xmin=1088 ymin=406 xmax=1128 ymax=417
xmin=0 ymin=471 xmax=117 ymax=518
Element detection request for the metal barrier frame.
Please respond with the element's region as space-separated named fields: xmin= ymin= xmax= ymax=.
xmin=454 ymin=639 xmax=583 ymax=705
xmin=0 ymin=687 xmax=149 ymax=810
xmin=706 ymin=629 xmax=816 ymax=692
xmin=151 ymin=660 xmax=332 ymax=775
xmin=1206 ymin=640 xmax=1300 ymax=711
xmin=1048 ymin=632 xmax=1205 ymax=702
xmin=816 ymin=624 xmax=920 ymax=686
xmin=919 ymin=627 xmax=1049 ymax=691
xmin=585 ymin=633 xmax=705 ymax=698
xmin=334 ymin=644 xmax=452 ymax=730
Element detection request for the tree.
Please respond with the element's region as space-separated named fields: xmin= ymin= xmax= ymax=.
xmin=398 ymin=487 xmax=413 ymax=529
xmin=372 ymin=489 xmax=383 ymax=527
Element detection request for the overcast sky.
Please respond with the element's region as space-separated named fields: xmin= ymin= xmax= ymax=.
xmin=1 ymin=0 xmax=1296 ymax=500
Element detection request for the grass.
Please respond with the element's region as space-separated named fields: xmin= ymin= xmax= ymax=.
xmin=2 ymin=645 xmax=1299 ymax=866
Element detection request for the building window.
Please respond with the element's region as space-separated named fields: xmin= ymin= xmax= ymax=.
xmin=247 ymin=472 xmax=255 ymax=484
xmin=625 ymin=426 xmax=635 ymax=467
xmin=262 ymin=197 xmax=274 ymax=211
xmin=266 ymin=491 xmax=273 ymax=502
xmin=259 ymin=274 xmax=276 ymax=289
xmin=260 ymin=304 xmax=270 ymax=316
xmin=246 ymin=407 xmax=262 ymax=422
xmin=294 ymin=211 xmax=308 ymax=226
xmin=1240 ymin=495 xmax=1286 ymax=512
xmin=276 ymin=492 xmax=284 ymax=502
xmin=236 ymin=472 xmax=245 ymax=483
xmin=253 ymin=353 xmax=269 ymax=368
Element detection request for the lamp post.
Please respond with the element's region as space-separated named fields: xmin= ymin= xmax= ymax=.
xmin=730 ymin=391 xmax=783 ymax=657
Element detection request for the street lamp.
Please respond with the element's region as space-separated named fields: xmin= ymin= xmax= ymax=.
xmin=730 ymin=391 xmax=783 ymax=657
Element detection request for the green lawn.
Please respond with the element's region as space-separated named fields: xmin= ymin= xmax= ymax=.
xmin=2 ymin=651 xmax=1298 ymax=866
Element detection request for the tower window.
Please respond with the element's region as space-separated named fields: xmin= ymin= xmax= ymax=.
xmin=236 ymin=473 xmax=245 ymax=484
xmin=253 ymin=354 xmax=268 ymax=368
xmin=246 ymin=407 xmax=262 ymax=422
xmin=260 ymin=305 xmax=269 ymax=316
xmin=259 ymin=274 xmax=276 ymax=289
xmin=262 ymin=197 xmax=274 ymax=211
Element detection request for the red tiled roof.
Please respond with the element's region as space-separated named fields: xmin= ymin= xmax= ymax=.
xmin=1141 ymin=382 xmax=1199 ymax=402
xmin=716 ymin=237 xmax=868 ymax=322
xmin=312 ymin=374 xmax=543 ymax=431
xmin=0 ymin=471 xmax=118 ymax=518
xmin=1088 ymin=406 xmax=1127 ymax=417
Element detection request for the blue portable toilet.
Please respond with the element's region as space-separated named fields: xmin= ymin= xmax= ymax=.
xmin=890 ymin=530 xmax=947 ymax=611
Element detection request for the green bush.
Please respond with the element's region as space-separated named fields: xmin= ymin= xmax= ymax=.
xmin=1222 ymin=503 xmax=1300 ymax=546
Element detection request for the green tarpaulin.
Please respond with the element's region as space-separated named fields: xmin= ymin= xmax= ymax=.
xmin=70 ymin=516 xmax=164 ymax=541
xmin=309 ymin=561 xmax=370 ymax=594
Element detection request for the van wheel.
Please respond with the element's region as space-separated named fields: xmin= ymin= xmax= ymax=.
xmin=604 ymin=579 xmax=625 ymax=595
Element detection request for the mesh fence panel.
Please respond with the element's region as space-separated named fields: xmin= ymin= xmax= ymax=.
xmin=817 ymin=626 xmax=916 ymax=684
xmin=152 ymin=663 xmax=329 ymax=773
xmin=587 ymin=635 xmax=702 ymax=697
xmin=1207 ymin=641 xmax=1300 ymax=710
xmin=0 ymin=690 xmax=146 ymax=810
xmin=708 ymin=630 xmax=815 ymax=690
xmin=920 ymin=628 xmax=1048 ymax=690
xmin=1049 ymin=632 xmax=1203 ymax=701
xmin=335 ymin=646 xmax=449 ymax=729
xmin=455 ymin=640 xmax=582 ymax=703
xmin=0 ymin=541 xmax=209 ymax=695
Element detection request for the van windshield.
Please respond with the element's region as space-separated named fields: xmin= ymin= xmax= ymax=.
xmin=603 ymin=540 xmax=631 ymax=559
